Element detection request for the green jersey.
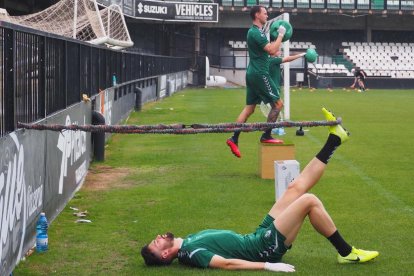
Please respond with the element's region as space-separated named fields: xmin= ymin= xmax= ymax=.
xmin=269 ymin=57 xmax=283 ymax=88
xmin=247 ymin=25 xmax=270 ymax=75
xmin=177 ymin=215 xmax=289 ymax=268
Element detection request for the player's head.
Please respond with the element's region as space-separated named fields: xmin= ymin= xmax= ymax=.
xmin=250 ymin=5 xmax=268 ymax=24
xmin=141 ymin=232 xmax=175 ymax=266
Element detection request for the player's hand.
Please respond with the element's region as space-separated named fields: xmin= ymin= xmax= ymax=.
xmin=278 ymin=26 xmax=286 ymax=36
xmin=264 ymin=262 xmax=295 ymax=272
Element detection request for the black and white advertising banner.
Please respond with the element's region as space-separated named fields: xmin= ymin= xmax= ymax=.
xmin=135 ymin=0 xmax=218 ymax=22
xmin=0 ymin=130 xmax=46 ymax=276
xmin=0 ymin=103 xmax=91 ymax=275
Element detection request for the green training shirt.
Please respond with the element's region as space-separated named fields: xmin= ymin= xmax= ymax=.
xmin=177 ymin=226 xmax=286 ymax=268
xmin=247 ymin=25 xmax=270 ymax=75
xmin=269 ymin=57 xmax=283 ymax=88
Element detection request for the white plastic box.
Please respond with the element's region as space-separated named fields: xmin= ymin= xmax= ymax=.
xmin=274 ymin=160 xmax=300 ymax=201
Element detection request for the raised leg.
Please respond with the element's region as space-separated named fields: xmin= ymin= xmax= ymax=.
xmin=269 ymin=158 xmax=326 ymax=219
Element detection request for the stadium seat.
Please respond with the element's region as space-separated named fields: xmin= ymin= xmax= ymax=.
xmin=226 ymin=39 xmax=412 ymax=79
xmin=341 ymin=41 xmax=414 ymax=78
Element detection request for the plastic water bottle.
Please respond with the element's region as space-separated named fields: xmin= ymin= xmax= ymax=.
xmin=272 ymin=127 xmax=285 ymax=136
xmin=272 ymin=119 xmax=286 ymax=136
xmin=112 ymin=73 xmax=117 ymax=86
xmin=36 ymin=212 xmax=49 ymax=253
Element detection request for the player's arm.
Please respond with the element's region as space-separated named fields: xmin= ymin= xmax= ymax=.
xmin=282 ymin=53 xmax=306 ymax=63
xmin=209 ymin=255 xmax=295 ymax=272
xmin=350 ymin=78 xmax=357 ymax=88
xmin=350 ymin=71 xmax=357 ymax=87
xmin=264 ymin=26 xmax=286 ymax=56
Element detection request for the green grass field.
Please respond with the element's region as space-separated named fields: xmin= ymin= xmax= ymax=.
xmin=15 ymin=87 xmax=414 ymax=275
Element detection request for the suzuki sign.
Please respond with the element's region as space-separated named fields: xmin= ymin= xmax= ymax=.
xmin=135 ymin=0 xmax=218 ymax=22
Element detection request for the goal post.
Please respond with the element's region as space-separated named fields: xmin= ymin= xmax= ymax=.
xmin=0 ymin=0 xmax=133 ymax=49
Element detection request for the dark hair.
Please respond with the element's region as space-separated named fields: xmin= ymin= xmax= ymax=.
xmin=141 ymin=244 xmax=173 ymax=266
xmin=250 ymin=5 xmax=264 ymax=20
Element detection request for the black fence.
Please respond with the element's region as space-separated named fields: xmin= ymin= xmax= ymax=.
xmin=0 ymin=21 xmax=191 ymax=138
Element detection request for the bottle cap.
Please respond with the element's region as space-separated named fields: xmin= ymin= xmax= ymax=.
xmin=41 ymin=212 xmax=45 ymax=216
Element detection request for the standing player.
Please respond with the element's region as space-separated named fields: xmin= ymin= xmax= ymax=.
xmin=226 ymin=5 xmax=287 ymax=158
xmin=350 ymin=68 xmax=367 ymax=92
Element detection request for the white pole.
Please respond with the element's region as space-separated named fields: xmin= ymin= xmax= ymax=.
xmin=283 ymin=13 xmax=290 ymax=120
xmin=73 ymin=0 xmax=78 ymax=39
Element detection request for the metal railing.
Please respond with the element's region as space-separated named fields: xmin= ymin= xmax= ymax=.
xmin=216 ymin=0 xmax=414 ymax=11
xmin=0 ymin=21 xmax=191 ymax=137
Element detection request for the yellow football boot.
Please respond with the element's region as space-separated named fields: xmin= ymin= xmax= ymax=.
xmin=322 ymin=107 xmax=350 ymax=144
xmin=338 ymin=246 xmax=379 ymax=264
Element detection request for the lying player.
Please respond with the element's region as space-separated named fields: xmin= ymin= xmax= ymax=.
xmin=141 ymin=108 xmax=379 ymax=272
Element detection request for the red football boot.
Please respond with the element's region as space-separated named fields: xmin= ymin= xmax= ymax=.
xmin=226 ymin=138 xmax=241 ymax=158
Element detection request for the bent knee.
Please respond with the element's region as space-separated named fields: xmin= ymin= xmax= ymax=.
xmin=276 ymin=101 xmax=284 ymax=109
xmin=300 ymin=193 xmax=322 ymax=207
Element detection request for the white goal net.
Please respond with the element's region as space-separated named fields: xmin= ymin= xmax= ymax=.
xmin=0 ymin=0 xmax=133 ymax=49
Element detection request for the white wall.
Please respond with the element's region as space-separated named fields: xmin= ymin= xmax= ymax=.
xmin=210 ymin=67 xmax=246 ymax=86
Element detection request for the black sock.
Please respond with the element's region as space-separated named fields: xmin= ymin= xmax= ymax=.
xmin=231 ymin=131 xmax=241 ymax=144
xmin=262 ymin=129 xmax=272 ymax=138
xmin=327 ymin=230 xmax=352 ymax=257
xmin=316 ymin=134 xmax=341 ymax=164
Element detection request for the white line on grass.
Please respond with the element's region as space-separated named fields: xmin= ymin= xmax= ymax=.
xmin=306 ymin=133 xmax=414 ymax=217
